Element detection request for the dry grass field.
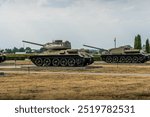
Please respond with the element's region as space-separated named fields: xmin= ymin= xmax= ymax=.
xmin=0 ymin=60 xmax=150 ymax=100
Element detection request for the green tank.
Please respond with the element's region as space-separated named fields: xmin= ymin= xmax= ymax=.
xmin=23 ymin=40 xmax=94 ymax=67
xmin=83 ymin=45 xmax=149 ymax=63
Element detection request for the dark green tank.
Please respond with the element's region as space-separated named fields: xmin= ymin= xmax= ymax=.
xmin=23 ymin=40 xmax=94 ymax=67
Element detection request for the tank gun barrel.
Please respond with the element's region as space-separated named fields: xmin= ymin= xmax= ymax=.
xmin=22 ymin=40 xmax=44 ymax=46
xmin=83 ymin=44 xmax=107 ymax=51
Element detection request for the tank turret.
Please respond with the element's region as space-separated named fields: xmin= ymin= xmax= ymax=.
xmin=22 ymin=40 xmax=71 ymax=50
xmin=22 ymin=40 xmax=94 ymax=67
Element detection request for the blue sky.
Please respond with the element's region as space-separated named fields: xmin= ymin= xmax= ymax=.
xmin=0 ymin=0 xmax=150 ymax=49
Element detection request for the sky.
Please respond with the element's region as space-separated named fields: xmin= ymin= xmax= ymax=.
xmin=0 ymin=0 xmax=150 ymax=49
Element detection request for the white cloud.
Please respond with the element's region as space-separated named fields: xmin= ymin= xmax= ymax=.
xmin=0 ymin=0 xmax=150 ymax=49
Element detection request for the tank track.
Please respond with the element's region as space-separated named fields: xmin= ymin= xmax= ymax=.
xmin=29 ymin=55 xmax=94 ymax=67
xmin=101 ymin=54 xmax=148 ymax=63
xmin=0 ymin=56 xmax=6 ymax=63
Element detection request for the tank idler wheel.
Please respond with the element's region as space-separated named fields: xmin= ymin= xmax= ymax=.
xmin=126 ymin=56 xmax=132 ymax=63
xmin=43 ymin=58 xmax=51 ymax=66
xmin=34 ymin=58 xmax=43 ymax=66
xmin=68 ymin=58 xmax=76 ymax=67
xmin=113 ymin=56 xmax=118 ymax=63
xmin=60 ymin=58 xmax=67 ymax=67
xmin=132 ymin=56 xmax=139 ymax=63
xmin=52 ymin=58 xmax=60 ymax=66
xmin=105 ymin=56 xmax=112 ymax=63
xmin=119 ymin=56 xmax=126 ymax=63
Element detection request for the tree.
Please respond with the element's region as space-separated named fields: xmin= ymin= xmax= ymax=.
xmin=137 ymin=34 xmax=142 ymax=49
xmin=19 ymin=47 xmax=25 ymax=52
xmin=146 ymin=39 xmax=150 ymax=53
xmin=12 ymin=47 xmax=19 ymax=53
xmin=134 ymin=34 xmax=142 ymax=49
xmin=134 ymin=36 xmax=138 ymax=49
xmin=40 ymin=47 xmax=47 ymax=52
xmin=25 ymin=47 xmax=32 ymax=53
xmin=5 ymin=49 xmax=12 ymax=53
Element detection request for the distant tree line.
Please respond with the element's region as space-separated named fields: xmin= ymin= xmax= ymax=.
xmin=4 ymin=47 xmax=32 ymax=53
xmin=3 ymin=47 xmax=46 ymax=53
xmin=134 ymin=34 xmax=150 ymax=53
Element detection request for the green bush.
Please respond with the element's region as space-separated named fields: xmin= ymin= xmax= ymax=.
xmin=6 ymin=54 xmax=30 ymax=60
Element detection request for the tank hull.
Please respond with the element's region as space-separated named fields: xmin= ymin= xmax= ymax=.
xmin=29 ymin=55 xmax=94 ymax=67
xmin=101 ymin=54 xmax=148 ymax=63
xmin=0 ymin=56 xmax=6 ymax=63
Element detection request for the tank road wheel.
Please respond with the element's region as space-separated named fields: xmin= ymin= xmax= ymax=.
xmin=68 ymin=58 xmax=76 ymax=67
xmin=126 ymin=56 xmax=132 ymax=63
xmin=43 ymin=58 xmax=51 ymax=66
xmin=60 ymin=58 xmax=67 ymax=67
xmin=132 ymin=56 xmax=139 ymax=63
xmin=52 ymin=58 xmax=60 ymax=66
xmin=113 ymin=56 xmax=118 ymax=63
xmin=34 ymin=58 xmax=43 ymax=66
xmin=105 ymin=56 xmax=112 ymax=63
xmin=119 ymin=56 xmax=125 ymax=63
xmin=76 ymin=58 xmax=83 ymax=66
xmin=138 ymin=57 xmax=144 ymax=63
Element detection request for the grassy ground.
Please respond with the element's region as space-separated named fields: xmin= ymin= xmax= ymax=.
xmin=0 ymin=60 xmax=150 ymax=100
xmin=0 ymin=73 xmax=150 ymax=100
